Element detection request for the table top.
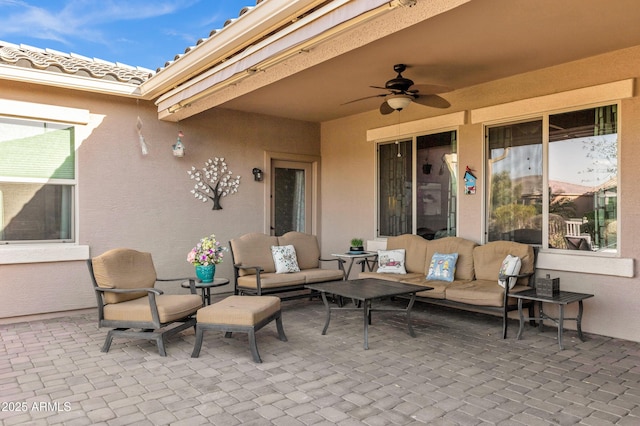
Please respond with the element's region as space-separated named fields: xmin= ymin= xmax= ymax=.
xmin=331 ymin=251 xmax=377 ymax=258
xmin=181 ymin=277 xmax=229 ymax=289
xmin=510 ymin=288 xmax=594 ymax=304
xmin=306 ymin=278 xmax=430 ymax=301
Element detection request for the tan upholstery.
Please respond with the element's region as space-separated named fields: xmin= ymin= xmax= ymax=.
xmin=230 ymin=232 xmax=344 ymax=297
xmin=197 ymin=296 xmax=280 ymax=326
xmin=104 ymin=294 xmax=203 ymax=322
xmin=426 ymin=237 xmax=477 ymax=280
xmin=91 ymin=248 xmax=157 ymax=304
xmin=400 ymin=275 xmax=449 ymax=299
xmin=359 ymin=271 xmax=424 ymax=282
xmin=230 ymin=233 xmax=279 ymax=276
xmin=237 ymin=272 xmax=306 ymax=289
xmin=473 ymin=241 xmax=534 ymax=286
xmin=87 ymin=247 xmax=203 ymax=356
xmin=386 ymin=234 xmax=428 ymax=274
xmin=445 ymin=280 xmax=531 ymax=307
xmin=277 ymin=231 xmax=320 ymax=270
xmin=303 ymin=268 xmax=344 ymax=283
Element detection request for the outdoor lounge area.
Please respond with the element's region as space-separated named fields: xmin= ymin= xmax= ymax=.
xmin=2 ymin=297 xmax=640 ymax=425
xmin=3 ymin=0 xmax=640 ymax=423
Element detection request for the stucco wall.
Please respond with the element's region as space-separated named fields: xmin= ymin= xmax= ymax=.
xmin=0 ymin=82 xmax=320 ymax=319
xmin=320 ymin=45 xmax=640 ymax=342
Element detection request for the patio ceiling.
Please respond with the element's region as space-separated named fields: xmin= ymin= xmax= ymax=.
xmin=154 ymin=0 xmax=640 ymax=123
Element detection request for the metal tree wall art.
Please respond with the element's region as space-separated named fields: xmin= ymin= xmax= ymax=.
xmin=188 ymin=158 xmax=241 ymax=210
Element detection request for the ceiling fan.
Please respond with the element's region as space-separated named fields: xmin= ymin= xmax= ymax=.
xmin=344 ymin=64 xmax=451 ymax=114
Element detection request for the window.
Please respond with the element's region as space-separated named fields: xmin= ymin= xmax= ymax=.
xmin=486 ymin=104 xmax=618 ymax=253
xmin=378 ymin=130 xmax=457 ymax=239
xmin=0 ymin=117 xmax=76 ymax=243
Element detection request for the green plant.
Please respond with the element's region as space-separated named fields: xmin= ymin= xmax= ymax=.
xmin=350 ymin=238 xmax=363 ymax=247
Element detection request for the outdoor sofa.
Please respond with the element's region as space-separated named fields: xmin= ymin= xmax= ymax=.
xmin=359 ymin=234 xmax=537 ymax=338
xmin=229 ymin=231 xmax=345 ymax=298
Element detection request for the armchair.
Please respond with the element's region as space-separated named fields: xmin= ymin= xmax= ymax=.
xmin=87 ymin=248 xmax=203 ymax=356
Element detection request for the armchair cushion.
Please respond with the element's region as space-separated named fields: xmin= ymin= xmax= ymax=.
xmin=103 ymin=294 xmax=202 ymax=323
xmin=92 ymin=248 xmax=157 ymax=304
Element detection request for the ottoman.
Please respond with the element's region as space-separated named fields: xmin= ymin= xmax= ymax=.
xmin=191 ymin=295 xmax=287 ymax=363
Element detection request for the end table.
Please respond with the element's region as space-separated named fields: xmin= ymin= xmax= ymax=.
xmin=182 ymin=277 xmax=229 ymax=305
xmin=511 ymin=288 xmax=594 ymax=350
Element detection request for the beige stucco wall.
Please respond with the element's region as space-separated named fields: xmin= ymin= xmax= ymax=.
xmin=0 ymin=81 xmax=320 ymax=319
xmin=320 ymin=45 xmax=640 ymax=342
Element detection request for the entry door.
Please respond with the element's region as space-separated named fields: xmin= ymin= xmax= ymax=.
xmin=271 ymin=160 xmax=312 ymax=236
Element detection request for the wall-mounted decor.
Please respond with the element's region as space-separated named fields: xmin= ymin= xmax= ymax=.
xmin=173 ymin=131 xmax=185 ymax=157
xmin=187 ymin=157 xmax=241 ymax=210
xmin=136 ymin=116 xmax=149 ymax=156
xmin=464 ymin=166 xmax=477 ymax=195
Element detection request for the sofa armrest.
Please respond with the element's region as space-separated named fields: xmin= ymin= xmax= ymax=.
xmin=233 ymin=263 xmax=266 ymax=294
xmin=319 ymin=257 xmax=345 ymax=272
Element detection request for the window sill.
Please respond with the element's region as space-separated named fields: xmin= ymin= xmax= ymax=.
xmin=0 ymin=244 xmax=89 ymax=265
xmin=537 ymin=251 xmax=634 ymax=277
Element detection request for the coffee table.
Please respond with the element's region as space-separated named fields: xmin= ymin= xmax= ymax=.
xmin=306 ymin=278 xmax=430 ymax=349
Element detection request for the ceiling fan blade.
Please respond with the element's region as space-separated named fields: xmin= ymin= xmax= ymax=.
xmin=341 ymin=93 xmax=387 ymax=105
xmin=413 ymin=94 xmax=451 ymax=109
xmin=380 ymin=101 xmax=395 ymax=115
xmin=410 ymin=84 xmax=452 ymax=95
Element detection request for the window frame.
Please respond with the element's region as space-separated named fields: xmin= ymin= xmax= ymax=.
xmin=375 ymin=128 xmax=458 ymax=239
xmin=483 ymin=101 xmax=620 ymax=256
xmin=0 ymin=99 xmax=89 ymax=264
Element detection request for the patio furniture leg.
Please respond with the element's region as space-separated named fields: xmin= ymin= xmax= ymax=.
xmin=320 ymin=292 xmax=331 ymax=335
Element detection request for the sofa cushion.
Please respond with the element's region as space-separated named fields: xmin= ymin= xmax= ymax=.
xmin=359 ymin=271 xmax=424 ymax=282
xmin=271 ymin=245 xmax=301 ymax=273
xmin=237 ymin=272 xmax=306 ymax=290
xmin=401 ymin=276 xmax=448 ymax=299
xmin=303 ymin=268 xmax=344 ymax=284
xmin=386 ymin=234 xmax=428 ymax=274
xmin=231 ymin=233 xmax=278 ymax=276
xmin=426 ymin=252 xmax=458 ymax=282
xmin=444 ymin=280 xmax=531 ymax=307
xmin=377 ymin=249 xmax=407 ymax=274
xmin=426 ymin=237 xmax=477 ymax=280
xmin=473 ymin=241 xmax=534 ymax=286
xmin=92 ymin=248 xmax=157 ymax=304
xmin=277 ymin=231 xmax=320 ymax=270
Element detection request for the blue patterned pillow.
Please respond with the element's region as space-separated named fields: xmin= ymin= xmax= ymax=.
xmin=271 ymin=245 xmax=300 ymax=274
xmin=426 ymin=252 xmax=458 ymax=282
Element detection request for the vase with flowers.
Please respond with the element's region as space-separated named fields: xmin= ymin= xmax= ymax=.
xmin=187 ymin=234 xmax=227 ymax=283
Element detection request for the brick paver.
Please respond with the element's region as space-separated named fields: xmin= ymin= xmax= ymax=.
xmin=1 ymin=297 xmax=639 ymax=425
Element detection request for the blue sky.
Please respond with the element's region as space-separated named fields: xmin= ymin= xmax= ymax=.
xmin=0 ymin=0 xmax=253 ymax=70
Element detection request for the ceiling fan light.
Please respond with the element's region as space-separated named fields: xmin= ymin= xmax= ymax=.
xmin=386 ymin=94 xmax=412 ymax=111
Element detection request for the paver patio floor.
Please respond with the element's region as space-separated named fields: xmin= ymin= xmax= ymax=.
xmin=1 ymin=296 xmax=640 ymax=425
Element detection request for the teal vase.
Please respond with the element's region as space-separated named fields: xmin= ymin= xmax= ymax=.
xmin=195 ymin=264 xmax=215 ymax=283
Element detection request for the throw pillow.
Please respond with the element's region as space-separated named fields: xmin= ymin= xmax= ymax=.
xmin=498 ymin=254 xmax=522 ymax=289
xmin=376 ymin=249 xmax=407 ymax=274
xmin=426 ymin=252 xmax=458 ymax=282
xmin=271 ymin=245 xmax=301 ymax=274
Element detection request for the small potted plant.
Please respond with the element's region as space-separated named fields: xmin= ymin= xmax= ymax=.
xmin=350 ymin=238 xmax=364 ymax=253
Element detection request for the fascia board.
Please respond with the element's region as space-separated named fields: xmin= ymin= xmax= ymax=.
xmin=141 ymin=0 xmax=326 ymax=99
xmin=0 ymin=64 xmax=141 ymax=97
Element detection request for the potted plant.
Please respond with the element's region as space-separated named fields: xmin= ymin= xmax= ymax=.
xmin=350 ymin=238 xmax=364 ymax=253
xmin=187 ymin=234 xmax=228 ymax=283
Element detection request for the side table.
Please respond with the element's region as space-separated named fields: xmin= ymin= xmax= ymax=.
xmin=181 ymin=277 xmax=229 ymax=305
xmin=331 ymin=251 xmax=377 ymax=279
xmin=511 ymin=288 xmax=594 ymax=350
